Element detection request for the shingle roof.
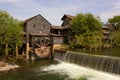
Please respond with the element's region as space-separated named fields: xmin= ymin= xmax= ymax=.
xmin=102 ymin=24 xmax=113 ymax=28
xmin=61 ymin=14 xmax=75 ymax=20
xmin=23 ymin=14 xmax=51 ymax=25
xmin=24 ymin=14 xmax=39 ymax=23
xmin=102 ymin=26 xmax=109 ymax=29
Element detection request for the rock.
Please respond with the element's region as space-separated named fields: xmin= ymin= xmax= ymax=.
xmin=0 ymin=63 xmax=19 ymax=71
xmin=0 ymin=61 xmax=7 ymax=67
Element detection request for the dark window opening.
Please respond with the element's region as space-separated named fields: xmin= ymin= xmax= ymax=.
xmin=43 ymin=25 xmax=46 ymax=28
xmin=33 ymin=24 xmax=36 ymax=28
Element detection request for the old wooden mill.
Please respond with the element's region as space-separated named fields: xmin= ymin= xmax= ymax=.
xmin=21 ymin=14 xmax=72 ymax=60
xmin=23 ymin=14 xmax=54 ymax=60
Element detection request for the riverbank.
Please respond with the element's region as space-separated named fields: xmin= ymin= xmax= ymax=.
xmin=0 ymin=61 xmax=19 ymax=71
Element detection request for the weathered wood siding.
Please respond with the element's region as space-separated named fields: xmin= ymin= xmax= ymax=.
xmin=26 ymin=16 xmax=51 ymax=34
xmin=24 ymin=15 xmax=51 ymax=42
xmin=53 ymin=37 xmax=63 ymax=44
xmin=62 ymin=18 xmax=71 ymax=27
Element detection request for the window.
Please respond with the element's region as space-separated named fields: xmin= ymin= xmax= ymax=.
xmin=33 ymin=24 xmax=36 ymax=28
xmin=43 ymin=25 xmax=46 ymax=29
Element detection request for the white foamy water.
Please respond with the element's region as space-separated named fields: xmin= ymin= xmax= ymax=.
xmin=42 ymin=62 xmax=120 ymax=80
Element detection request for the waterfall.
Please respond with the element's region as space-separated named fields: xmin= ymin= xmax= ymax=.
xmin=54 ymin=50 xmax=120 ymax=75
xmin=63 ymin=51 xmax=69 ymax=61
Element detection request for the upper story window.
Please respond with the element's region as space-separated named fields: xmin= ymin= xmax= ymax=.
xmin=36 ymin=18 xmax=38 ymax=20
xmin=33 ymin=24 xmax=36 ymax=28
xmin=43 ymin=25 xmax=46 ymax=29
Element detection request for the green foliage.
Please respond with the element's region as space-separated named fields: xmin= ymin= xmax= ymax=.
xmin=70 ymin=34 xmax=85 ymax=48
xmin=0 ymin=10 xmax=13 ymax=44
xmin=70 ymin=13 xmax=102 ymax=49
xmin=108 ymin=15 xmax=120 ymax=31
xmin=108 ymin=15 xmax=120 ymax=45
xmin=9 ymin=20 xmax=23 ymax=45
xmin=0 ymin=10 xmax=23 ymax=55
xmin=71 ymin=13 xmax=102 ymax=35
xmin=110 ymin=31 xmax=120 ymax=44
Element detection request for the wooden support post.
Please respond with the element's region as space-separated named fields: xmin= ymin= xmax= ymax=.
xmin=100 ymin=39 xmax=102 ymax=52
xmin=15 ymin=43 xmax=18 ymax=58
xmin=21 ymin=43 xmax=25 ymax=55
xmin=26 ymin=43 xmax=30 ymax=59
xmin=50 ymin=34 xmax=53 ymax=59
xmin=5 ymin=43 xmax=8 ymax=56
xmin=32 ymin=36 xmax=34 ymax=51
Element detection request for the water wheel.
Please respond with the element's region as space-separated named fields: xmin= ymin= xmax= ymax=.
xmin=34 ymin=37 xmax=50 ymax=58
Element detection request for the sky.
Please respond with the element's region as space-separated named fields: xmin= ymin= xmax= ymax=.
xmin=0 ymin=0 xmax=120 ymax=25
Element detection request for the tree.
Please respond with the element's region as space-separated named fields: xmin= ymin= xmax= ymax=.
xmin=70 ymin=34 xmax=85 ymax=49
xmin=108 ymin=15 xmax=120 ymax=31
xmin=0 ymin=10 xmax=23 ymax=56
xmin=108 ymin=15 xmax=120 ymax=45
xmin=0 ymin=10 xmax=13 ymax=55
xmin=71 ymin=13 xmax=102 ymax=35
xmin=110 ymin=31 xmax=120 ymax=45
xmin=9 ymin=19 xmax=23 ymax=57
xmin=70 ymin=13 xmax=102 ymax=49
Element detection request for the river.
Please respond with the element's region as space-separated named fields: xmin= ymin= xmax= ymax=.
xmin=0 ymin=59 xmax=119 ymax=80
xmin=74 ymin=47 xmax=120 ymax=57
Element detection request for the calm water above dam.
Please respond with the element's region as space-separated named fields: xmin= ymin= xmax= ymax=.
xmin=74 ymin=47 xmax=120 ymax=57
xmin=0 ymin=59 xmax=119 ymax=80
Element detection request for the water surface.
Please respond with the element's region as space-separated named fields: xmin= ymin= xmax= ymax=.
xmin=0 ymin=59 xmax=119 ymax=80
xmin=74 ymin=47 xmax=120 ymax=57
